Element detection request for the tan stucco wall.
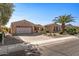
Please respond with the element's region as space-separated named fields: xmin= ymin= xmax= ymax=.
xmin=45 ymin=25 xmax=55 ymax=32
xmin=45 ymin=24 xmax=61 ymax=33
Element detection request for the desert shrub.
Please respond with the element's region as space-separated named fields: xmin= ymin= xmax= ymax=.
xmin=66 ymin=27 xmax=77 ymax=35
xmin=75 ymin=27 xmax=79 ymax=34
xmin=2 ymin=26 xmax=9 ymax=33
xmin=59 ymin=31 xmax=63 ymax=34
xmin=46 ymin=31 xmax=50 ymax=33
xmin=49 ymin=33 xmax=52 ymax=36
xmin=53 ymin=33 xmax=56 ymax=36
xmin=42 ymin=30 xmax=47 ymax=34
xmin=47 ymin=33 xmax=52 ymax=36
xmin=39 ymin=29 xmax=47 ymax=34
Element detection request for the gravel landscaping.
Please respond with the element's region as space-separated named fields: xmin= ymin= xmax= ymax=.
xmin=0 ymin=35 xmax=41 ymax=56
xmin=0 ymin=44 xmax=41 ymax=56
xmin=45 ymin=33 xmax=72 ymax=38
xmin=0 ymin=35 xmax=24 ymax=46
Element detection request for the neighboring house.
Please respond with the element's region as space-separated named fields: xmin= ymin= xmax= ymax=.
xmin=45 ymin=23 xmax=61 ymax=33
xmin=34 ymin=24 xmax=44 ymax=33
xmin=45 ymin=23 xmax=79 ymax=33
xmin=11 ymin=20 xmax=43 ymax=35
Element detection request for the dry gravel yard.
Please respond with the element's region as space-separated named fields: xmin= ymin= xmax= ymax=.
xmin=14 ymin=34 xmax=79 ymax=56
xmin=0 ymin=34 xmax=41 ymax=56
xmin=0 ymin=44 xmax=41 ymax=56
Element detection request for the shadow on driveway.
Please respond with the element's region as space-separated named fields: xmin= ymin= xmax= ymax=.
xmin=13 ymin=33 xmax=42 ymax=36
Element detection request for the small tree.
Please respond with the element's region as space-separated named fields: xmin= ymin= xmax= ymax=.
xmin=0 ymin=3 xmax=14 ymax=32
xmin=53 ymin=14 xmax=75 ymax=34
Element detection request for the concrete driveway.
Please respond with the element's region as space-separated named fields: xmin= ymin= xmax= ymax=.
xmin=14 ymin=35 xmax=79 ymax=56
xmin=15 ymin=35 xmax=53 ymax=45
xmin=14 ymin=35 xmax=77 ymax=45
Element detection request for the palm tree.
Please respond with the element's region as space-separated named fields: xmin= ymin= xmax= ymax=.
xmin=53 ymin=14 xmax=74 ymax=33
xmin=0 ymin=3 xmax=14 ymax=32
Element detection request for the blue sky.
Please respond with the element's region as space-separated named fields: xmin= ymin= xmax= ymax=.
xmin=6 ymin=3 xmax=79 ymax=27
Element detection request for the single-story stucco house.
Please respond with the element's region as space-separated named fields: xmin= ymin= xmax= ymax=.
xmin=45 ymin=23 xmax=61 ymax=33
xmin=11 ymin=20 xmax=44 ymax=35
xmin=34 ymin=24 xmax=44 ymax=32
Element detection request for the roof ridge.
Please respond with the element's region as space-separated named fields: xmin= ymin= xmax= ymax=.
xmin=11 ymin=19 xmax=35 ymax=25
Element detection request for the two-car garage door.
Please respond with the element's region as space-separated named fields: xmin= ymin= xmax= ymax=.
xmin=16 ymin=27 xmax=32 ymax=34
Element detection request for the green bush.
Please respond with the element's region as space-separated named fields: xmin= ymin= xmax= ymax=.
xmin=66 ymin=27 xmax=77 ymax=35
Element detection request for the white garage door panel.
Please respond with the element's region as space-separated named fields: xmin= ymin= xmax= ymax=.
xmin=16 ymin=27 xmax=32 ymax=33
